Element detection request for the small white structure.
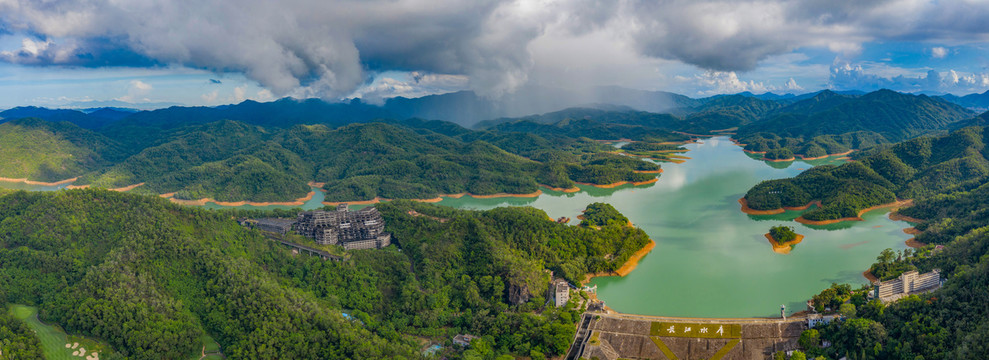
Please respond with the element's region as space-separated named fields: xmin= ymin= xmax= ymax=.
xmin=807 ymin=314 xmax=840 ymax=329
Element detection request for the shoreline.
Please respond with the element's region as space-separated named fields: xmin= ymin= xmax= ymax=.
xmin=765 ymin=233 xmax=805 ymax=254
xmin=166 ymin=190 xmax=317 ymax=207
xmin=905 ymin=238 xmax=927 ymax=248
xmin=582 ymin=238 xmax=656 ymax=284
xmin=540 ymin=185 xmax=581 ymax=193
xmin=794 ymin=199 xmax=914 ymax=225
xmin=863 ymin=270 xmax=879 ymax=283
xmin=321 ymin=190 xmax=545 ymax=206
xmin=66 ymin=182 xmax=147 ymax=192
xmin=576 ymin=177 xmax=659 ymax=189
xmin=0 ymin=176 xmax=78 ymax=186
xmin=888 ymin=211 xmax=925 ymax=223
xmin=740 ymin=149 xmax=854 ymax=162
xmin=738 ymin=198 xmax=825 ymax=215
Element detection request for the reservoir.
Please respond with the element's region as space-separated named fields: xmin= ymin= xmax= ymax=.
xmin=0 ymin=136 xmax=911 ymax=318
xmin=435 ymin=137 xmax=911 ymax=318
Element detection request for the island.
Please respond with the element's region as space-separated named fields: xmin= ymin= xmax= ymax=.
xmin=765 ymin=225 xmax=804 ymax=254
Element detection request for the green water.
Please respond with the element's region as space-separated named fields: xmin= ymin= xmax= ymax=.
xmin=0 ymin=181 xmax=68 ymax=191
xmin=437 ymin=137 xmax=910 ymax=318
xmin=197 ymin=187 xmax=327 ymax=211
xmin=1 ymin=137 xmax=908 ymax=318
xmin=0 ymin=181 xmax=327 ymax=211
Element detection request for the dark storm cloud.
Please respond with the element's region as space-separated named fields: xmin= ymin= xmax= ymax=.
xmin=1 ymin=0 xmax=988 ymax=98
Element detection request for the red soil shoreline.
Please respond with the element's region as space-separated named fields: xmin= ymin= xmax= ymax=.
xmin=737 ymin=198 xmax=823 ymax=215
xmin=863 ymin=270 xmax=879 ymax=283
xmin=166 ymin=190 xmax=317 ymax=207
xmin=582 ymin=238 xmax=657 ymax=284
xmin=793 ymin=199 xmax=914 ymax=225
xmin=765 ymin=233 xmax=805 ymax=254
xmin=576 ymin=177 xmax=659 ymax=188
xmin=905 ymin=238 xmax=927 ymax=249
xmin=741 ymin=149 xmax=854 ymax=162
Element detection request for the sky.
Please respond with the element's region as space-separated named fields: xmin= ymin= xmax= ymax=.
xmin=1 ymin=0 xmax=989 ymax=109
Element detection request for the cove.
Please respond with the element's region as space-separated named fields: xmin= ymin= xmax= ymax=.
xmin=436 ymin=137 xmax=911 ymax=318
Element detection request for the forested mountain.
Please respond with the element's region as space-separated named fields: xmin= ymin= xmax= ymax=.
xmin=0 ymin=107 xmax=130 ymax=130
xmin=0 ymin=190 xmax=650 ymax=359
xmin=737 ymin=90 xmax=974 ymax=159
xmin=3 ymin=88 xmax=978 ymax=201
xmin=740 ymin=126 xmax=989 ymax=359
xmin=744 ymin=125 xmax=989 ymax=223
xmin=66 ymin=119 xmax=661 ymax=202
xmin=939 ymin=89 xmax=989 ymax=110
xmin=0 ymin=118 xmax=122 ymax=182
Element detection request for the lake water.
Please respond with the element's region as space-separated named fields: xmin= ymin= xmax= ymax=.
xmin=436 ymin=137 xmax=911 ymax=318
xmin=1 ymin=137 xmax=911 ymax=318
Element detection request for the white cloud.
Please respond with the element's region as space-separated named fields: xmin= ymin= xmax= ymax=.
xmin=829 ymin=60 xmax=989 ymax=94
xmin=351 ymin=72 xmax=469 ymax=104
xmin=116 ymin=80 xmax=153 ymax=103
xmin=931 ymin=46 xmax=948 ymax=58
xmin=783 ymin=78 xmax=803 ymax=91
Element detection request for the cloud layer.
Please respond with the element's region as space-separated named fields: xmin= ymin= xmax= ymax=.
xmin=2 ymin=0 xmax=989 ymax=99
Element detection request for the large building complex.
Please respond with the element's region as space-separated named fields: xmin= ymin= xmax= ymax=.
xmin=871 ymin=269 xmax=942 ymax=303
xmin=295 ymin=204 xmax=392 ymax=250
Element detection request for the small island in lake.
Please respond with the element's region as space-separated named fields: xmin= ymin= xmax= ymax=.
xmin=765 ymin=225 xmax=804 ymax=254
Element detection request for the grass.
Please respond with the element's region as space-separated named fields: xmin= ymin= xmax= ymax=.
xmin=189 ymin=333 xmax=224 ymax=360
xmin=8 ymin=304 xmax=112 ymax=360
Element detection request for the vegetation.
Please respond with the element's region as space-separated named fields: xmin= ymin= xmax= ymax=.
xmin=736 ymin=90 xmax=972 ymax=159
xmin=69 ymin=120 xmax=663 ymax=202
xmin=0 ymin=119 xmax=121 ymax=182
xmin=745 ymin=126 xmax=989 ymax=222
xmin=769 ymin=225 xmax=798 ymax=243
xmin=0 ymin=189 xmax=417 ymax=359
xmin=0 ymin=305 xmax=44 ymax=360
xmin=580 ymin=203 xmax=630 ymax=227
xmin=0 ymin=190 xmax=650 ymax=359
xmin=779 ymin=133 xmax=989 ymax=359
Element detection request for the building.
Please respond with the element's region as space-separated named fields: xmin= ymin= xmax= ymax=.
xmin=453 ymin=334 xmax=478 ymax=347
xmin=807 ymin=314 xmax=840 ymax=329
xmin=295 ymin=205 xmax=392 ymax=250
xmin=554 ymin=279 xmax=570 ymax=307
xmin=254 ymin=218 xmax=296 ymax=235
xmin=871 ymin=269 xmax=942 ymax=303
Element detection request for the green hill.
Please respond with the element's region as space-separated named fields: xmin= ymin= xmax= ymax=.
xmin=0 ymin=189 xmax=649 ymax=359
xmin=77 ymin=120 xmax=660 ymax=202
xmin=736 ymin=90 xmax=973 ymax=159
xmin=744 ymin=126 xmax=989 ymax=222
xmin=0 ymin=118 xmax=121 ymax=182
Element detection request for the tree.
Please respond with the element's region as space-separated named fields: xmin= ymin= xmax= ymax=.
xmin=839 ymin=303 xmax=857 ymax=318
xmin=790 ymin=350 xmax=807 ymax=360
xmin=838 ymin=318 xmax=886 ymax=360
xmin=799 ymin=329 xmax=820 ymax=350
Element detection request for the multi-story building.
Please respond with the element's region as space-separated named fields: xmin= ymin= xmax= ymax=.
xmin=871 ymin=269 xmax=942 ymax=303
xmin=295 ymin=204 xmax=392 ymax=250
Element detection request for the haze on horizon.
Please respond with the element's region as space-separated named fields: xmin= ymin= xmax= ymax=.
xmin=1 ymin=0 xmax=989 ymax=109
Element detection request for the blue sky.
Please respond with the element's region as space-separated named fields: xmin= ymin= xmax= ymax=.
xmin=1 ymin=0 xmax=989 ymax=109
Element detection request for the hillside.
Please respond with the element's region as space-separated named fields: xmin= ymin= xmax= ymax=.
xmin=0 ymin=190 xmax=650 ymax=359
xmin=736 ymin=90 xmax=973 ymax=159
xmin=0 ymin=189 xmax=419 ymax=359
xmin=77 ymin=120 xmax=660 ymax=202
xmin=784 ymin=132 xmax=989 ymax=360
xmin=0 ymin=118 xmax=121 ymax=182
xmin=744 ymin=125 xmax=989 ymax=223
